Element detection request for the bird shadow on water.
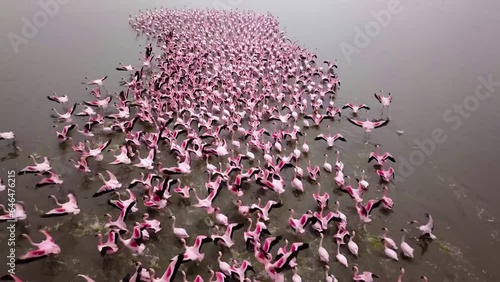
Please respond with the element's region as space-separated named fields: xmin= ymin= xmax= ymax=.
xmin=0 ymin=147 xmax=21 ymax=162
xmin=416 ymin=236 xmax=434 ymax=255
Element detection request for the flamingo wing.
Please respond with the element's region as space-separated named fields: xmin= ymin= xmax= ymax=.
xmin=347 ymin=118 xmax=364 ymax=127
xmin=372 ymin=119 xmax=390 ymax=128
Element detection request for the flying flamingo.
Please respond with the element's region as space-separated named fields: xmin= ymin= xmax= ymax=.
xmin=41 ymin=193 xmax=80 ymax=217
xmin=35 ymin=171 xmax=63 ymax=187
xmin=18 ymin=155 xmax=52 ymax=175
xmin=47 ymin=93 xmax=69 ymax=104
xmin=374 ymin=90 xmax=392 ymax=114
xmin=342 ymin=103 xmax=370 ymax=114
xmin=16 ymin=229 xmax=61 ymax=264
xmin=410 ymin=213 xmax=437 ymax=239
xmin=95 ymin=230 xmax=119 ymax=256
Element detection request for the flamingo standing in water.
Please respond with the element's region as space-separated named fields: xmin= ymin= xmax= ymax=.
xmin=381 ymin=186 xmax=394 ymax=210
xmin=323 ymin=154 xmax=333 ymax=173
xmin=318 ymin=233 xmax=329 ymax=264
xmin=301 ymin=133 xmax=309 ymax=153
xmin=400 ymin=229 xmax=414 ymax=258
xmin=383 ymin=238 xmax=399 ymax=261
xmin=381 ymin=228 xmax=398 ymax=250
xmin=169 ymin=215 xmax=190 ymax=240
xmin=324 ymin=265 xmax=338 ymax=282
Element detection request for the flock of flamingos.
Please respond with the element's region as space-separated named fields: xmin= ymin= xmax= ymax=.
xmin=0 ymin=8 xmax=438 ymax=282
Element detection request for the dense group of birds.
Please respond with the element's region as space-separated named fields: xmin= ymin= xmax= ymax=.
xmin=0 ymin=8 xmax=439 ymax=282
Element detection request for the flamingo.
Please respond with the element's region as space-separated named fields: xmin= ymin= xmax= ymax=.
xmin=139 ymin=213 xmax=161 ymax=233
xmin=318 ymin=233 xmax=329 ymax=264
xmin=324 ymin=265 xmax=338 ymax=282
xmin=357 ymin=169 xmax=369 ymax=190
xmin=108 ymin=189 xmax=138 ymax=213
xmin=312 ymin=183 xmax=329 ymax=210
xmin=0 ymin=131 xmax=15 ymax=141
xmin=400 ymin=229 xmax=414 ymax=258
xmin=368 ymin=145 xmax=396 ymax=166
xmin=95 ymin=230 xmax=119 ymax=256
xmin=212 ymin=223 xmax=245 ymax=248
xmin=294 ymin=162 xmax=304 ymax=178
xmin=342 ymin=103 xmax=370 ymax=114
xmin=307 ymin=160 xmax=320 ymax=181
xmin=41 ymin=193 xmax=80 ymax=217
xmin=376 ymin=167 xmax=395 ymax=182
xmin=214 ymin=207 xmax=229 ymax=226
xmin=0 ymin=202 xmax=27 ymax=222
xmin=383 ymin=238 xmax=399 ymax=261
xmin=51 ymin=103 xmax=77 ymax=121
xmin=347 ymin=231 xmax=359 ymax=257
xmin=381 ymin=228 xmax=398 ymax=250
xmin=148 ymin=253 xmax=184 ymax=282
xmin=47 ymin=93 xmax=68 ymax=104
xmin=54 ymin=124 xmax=76 ymax=142
xmin=397 ymin=267 xmax=405 ymax=282
xmin=116 ymin=63 xmax=134 ymax=71
xmin=16 ymin=229 xmax=61 ymax=264
xmin=169 ymin=215 xmax=189 ymax=240
xmin=109 ymin=145 xmax=132 ymax=165
xmin=323 ymin=154 xmax=333 ymax=173
xmin=35 ymin=171 xmax=63 ymax=187
xmin=336 ymin=242 xmax=348 ymax=267
xmin=301 ymin=133 xmax=309 ymax=153
xmin=374 ymin=91 xmax=392 ymax=112
xmin=18 ymin=155 xmax=52 ymax=175
xmin=291 ymin=170 xmax=304 ymax=192
xmin=133 ymin=148 xmax=156 ymax=169
xmin=348 ymin=117 xmax=390 ymax=134
xmin=381 ymin=186 xmax=394 ymax=210
xmin=410 ymin=213 xmax=437 ymax=239
xmin=292 ymin=267 xmax=302 ymax=282
xmin=180 ymin=235 xmax=212 ymax=262
xmin=217 ymin=251 xmax=232 ymax=276
xmin=334 ymin=150 xmax=344 ymax=171
xmin=353 ymin=265 xmax=379 ymax=281
xmin=93 ymin=170 xmax=122 ymax=197
xmin=314 ymin=126 xmax=346 ymax=147
xmin=104 ymin=202 xmax=134 ymax=234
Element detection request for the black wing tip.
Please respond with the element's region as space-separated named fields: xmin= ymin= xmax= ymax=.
xmin=40 ymin=213 xmax=68 ymax=218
